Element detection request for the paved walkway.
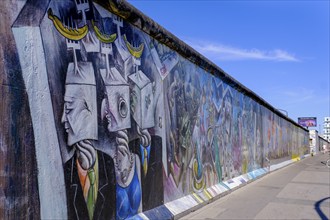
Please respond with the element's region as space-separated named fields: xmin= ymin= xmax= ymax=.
xmin=180 ymin=153 xmax=330 ymax=220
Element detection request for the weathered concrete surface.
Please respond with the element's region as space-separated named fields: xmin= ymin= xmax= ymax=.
xmin=180 ymin=153 xmax=330 ymax=220
xmin=0 ymin=1 xmax=40 ymax=219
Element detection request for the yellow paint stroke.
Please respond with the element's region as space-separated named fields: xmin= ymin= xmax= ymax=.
xmin=123 ymin=35 xmax=144 ymax=58
xmin=192 ymin=193 xmax=203 ymax=204
xmin=47 ymin=9 xmax=88 ymax=41
xmin=292 ymin=157 xmax=300 ymax=162
xmin=203 ymin=189 xmax=213 ymax=200
xmin=109 ymin=1 xmax=130 ymax=19
xmin=92 ymin=20 xmax=117 ymax=43
xmin=291 ymin=154 xmax=300 ymax=161
xmin=92 ymin=0 xmax=130 ymax=19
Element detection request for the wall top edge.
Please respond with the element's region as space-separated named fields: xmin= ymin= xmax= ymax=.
xmin=94 ymin=0 xmax=306 ymax=130
xmin=319 ymin=135 xmax=330 ymax=143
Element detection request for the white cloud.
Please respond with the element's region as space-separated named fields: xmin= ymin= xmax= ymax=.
xmin=185 ymin=39 xmax=300 ymax=62
xmin=271 ymin=87 xmax=315 ymax=105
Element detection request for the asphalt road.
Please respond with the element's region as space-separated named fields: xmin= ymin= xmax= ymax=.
xmin=180 ymin=153 xmax=330 ymax=220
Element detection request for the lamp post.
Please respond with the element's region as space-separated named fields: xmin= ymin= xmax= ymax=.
xmin=277 ymin=108 xmax=288 ymax=117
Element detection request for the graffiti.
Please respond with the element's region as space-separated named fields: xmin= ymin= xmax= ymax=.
xmin=8 ymin=0 xmax=310 ymax=219
xmin=41 ymin=1 xmax=163 ymax=219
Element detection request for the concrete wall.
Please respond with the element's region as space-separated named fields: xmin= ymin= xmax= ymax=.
xmin=1 ymin=0 xmax=310 ymax=219
xmin=309 ymin=130 xmax=319 ymax=154
xmin=0 ymin=1 xmax=40 ymax=219
xmin=318 ymin=135 xmax=329 ymax=152
xmin=308 ymin=130 xmax=330 ymax=154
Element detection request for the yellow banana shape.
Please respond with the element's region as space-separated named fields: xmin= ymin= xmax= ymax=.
xmin=92 ymin=20 xmax=117 ymax=43
xmin=47 ymin=8 xmax=88 ymax=41
xmin=123 ymin=35 xmax=144 ymax=58
xmin=109 ymin=1 xmax=130 ymax=19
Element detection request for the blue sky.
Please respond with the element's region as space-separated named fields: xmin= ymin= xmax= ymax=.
xmin=127 ymin=0 xmax=329 ymax=133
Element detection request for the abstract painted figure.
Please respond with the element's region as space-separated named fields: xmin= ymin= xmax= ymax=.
xmin=61 ymin=60 xmax=116 ymax=220
xmin=100 ymin=62 xmax=142 ymax=219
xmin=125 ymin=36 xmax=164 ymax=211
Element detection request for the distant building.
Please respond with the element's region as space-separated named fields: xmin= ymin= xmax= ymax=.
xmin=323 ymin=117 xmax=330 ymax=142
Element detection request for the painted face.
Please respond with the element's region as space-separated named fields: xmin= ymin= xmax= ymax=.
xmin=101 ymin=97 xmax=113 ymax=132
xmin=61 ymin=85 xmax=97 ymax=146
xmin=100 ymin=87 xmax=131 ymax=132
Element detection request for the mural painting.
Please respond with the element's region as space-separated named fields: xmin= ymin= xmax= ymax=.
xmin=41 ymin=1 xmax=165 ymax=219
xmin=6 ymin=0 xmax=310 ymax=219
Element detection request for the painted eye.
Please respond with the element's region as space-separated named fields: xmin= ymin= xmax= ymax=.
xmin=118 ymin=97 xmax=128 ymax=118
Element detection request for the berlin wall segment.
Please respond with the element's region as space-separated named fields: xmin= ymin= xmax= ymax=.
xmin=1 ymin=0 xmax=309 ymax=219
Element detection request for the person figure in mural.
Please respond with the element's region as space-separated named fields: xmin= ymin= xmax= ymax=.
xmin=210 ymin=78 xmax=223 ymax=183
xmin=100 ymin=67 xmax=142 ymax=219
xmin=125 ymin=34 xmax=164 ymax=211
xmin=220 ymin=87 xmax=236 ymax=180
xmin=61 ymin=64 xmax=116 ymax=220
